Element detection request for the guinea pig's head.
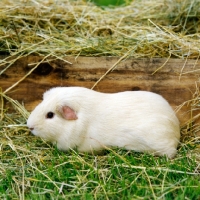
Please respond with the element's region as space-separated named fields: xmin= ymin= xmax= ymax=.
xmin=27 ymin=88 xmax=78 ymax=142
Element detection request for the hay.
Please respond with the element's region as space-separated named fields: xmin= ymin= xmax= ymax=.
xmin=0 ymin=0 xmax=200 ymax=58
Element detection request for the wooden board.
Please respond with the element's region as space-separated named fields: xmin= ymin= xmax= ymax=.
xmin=1 ymin=56 xmax=200 ymax=125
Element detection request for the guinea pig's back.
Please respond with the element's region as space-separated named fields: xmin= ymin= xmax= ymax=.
xmin=93 ymin=91 xmax=180 ymax=157
xmin=103 ymin=90 xmax=178 ymax=123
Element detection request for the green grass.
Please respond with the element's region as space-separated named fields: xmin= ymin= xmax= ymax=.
xmin=0 ymin=114 xmax=199 ymax=199
xmin=90 ymin=0 xmax=131 ymax=7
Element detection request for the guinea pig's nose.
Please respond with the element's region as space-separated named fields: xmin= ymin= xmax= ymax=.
xmin=29 ymin=127 xmax=34 ymax=131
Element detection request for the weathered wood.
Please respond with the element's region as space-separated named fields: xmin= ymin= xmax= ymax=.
xmin=0 ymin=56 xmax=200 ymax=125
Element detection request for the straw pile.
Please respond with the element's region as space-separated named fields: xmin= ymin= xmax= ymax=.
xmin=0 ymin=0 xmax=199 ymax=190
xmin=0 ymin=0 xmax=200 ymax=58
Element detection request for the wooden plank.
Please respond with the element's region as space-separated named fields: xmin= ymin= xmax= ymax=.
xmin=0 ymin=56 xmax=200 ymax=125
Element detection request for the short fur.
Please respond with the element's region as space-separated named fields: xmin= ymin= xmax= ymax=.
xmin=27 ymin=87 xmax=180 ymax=158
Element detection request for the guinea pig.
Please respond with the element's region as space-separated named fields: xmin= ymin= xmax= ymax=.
xmin=27 ymin=87 xmax=180 ymax=158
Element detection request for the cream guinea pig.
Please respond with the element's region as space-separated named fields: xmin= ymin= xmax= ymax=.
xmin=27 ymin=87 xmax=180 ymax=158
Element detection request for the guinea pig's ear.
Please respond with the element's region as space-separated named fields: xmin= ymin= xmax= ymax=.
xmin=58 ymin=105 xmax=78 ymax=120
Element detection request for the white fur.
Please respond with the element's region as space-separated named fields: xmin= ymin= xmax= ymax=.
xmin=27 ymin=87 xmax=180 ymax=158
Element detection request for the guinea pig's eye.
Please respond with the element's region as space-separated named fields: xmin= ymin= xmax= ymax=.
xmin=46 ymin=112 xmax=54 ymax=119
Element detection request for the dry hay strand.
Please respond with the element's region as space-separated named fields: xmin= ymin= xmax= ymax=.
xmin=180 ymin=82 xmax=200 ymax=150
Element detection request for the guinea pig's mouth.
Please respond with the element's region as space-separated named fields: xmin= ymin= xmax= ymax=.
xmin=29 ymin=129 xmax=37 ymax=136
xmin=26 ymin=124 xmax=39 ymax=136
xmin=27 ymin=127 xmax=38 ymax=136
